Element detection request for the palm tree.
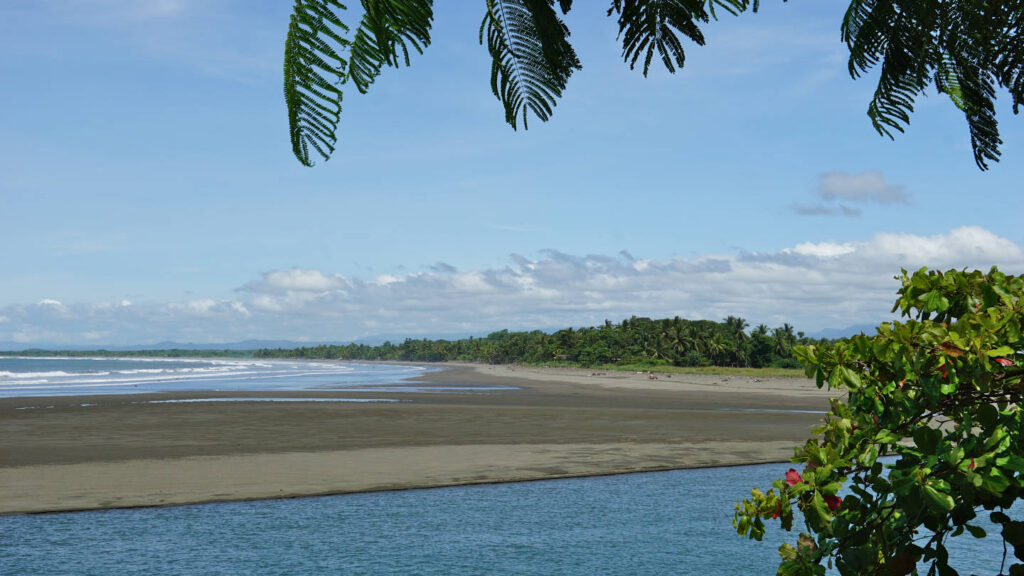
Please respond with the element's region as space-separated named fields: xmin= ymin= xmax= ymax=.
xmin=283 ymin=1 xmax=1022 ymax=169
xmin=703 ymin=331 xmax=728 ymax=366
xmin=664 ymin=323 xmax=696 ymax=363
xmin=723 ymin=316 xmax=749 ymax=342
xmin=773 ymin=323 xmax=796 ymax=357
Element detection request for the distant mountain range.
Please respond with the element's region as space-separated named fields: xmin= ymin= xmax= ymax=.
xmin=805 ymin=323 xmax=881 ymax=340
xmin=0 ymin=333 xmax=485 ymax=352
xmin=0 ymin=339 xmax=336 ymax=352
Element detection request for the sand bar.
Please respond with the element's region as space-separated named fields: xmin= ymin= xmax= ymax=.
xmin=0 ymin=363 xmax=838 ymax=515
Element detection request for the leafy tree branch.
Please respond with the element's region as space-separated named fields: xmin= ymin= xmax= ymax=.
xmin=735 ymin=267 xmax=1024 ymax=575
xmin=283 ymin=0 xmax=1023 ymax=168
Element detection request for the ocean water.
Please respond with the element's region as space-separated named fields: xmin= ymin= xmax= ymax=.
xmin=0 ymin=358 xmax=1015 ymax=574
xmin=1 ymin=463 xmax=1013 ymax=575
xmin=0 ymin=357 xmax=458 ymax=398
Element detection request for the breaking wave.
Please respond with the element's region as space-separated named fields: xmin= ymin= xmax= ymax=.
xmin=0 ymin=357 xmax=428 ymax=398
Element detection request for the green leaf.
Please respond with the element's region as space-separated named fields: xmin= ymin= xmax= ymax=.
xmin=345 ymin=0 xmax=433 ymax=93
xmin=1005 ymin=455 xmax=1024 ymax=473
xmin=805 ymin=492 xmax=833 ymax=531
xmin=480 ymin=0 xmax=581 ymax=129
xmin=609 ymin=0 xmax=723 ymax=76
xmin=965 ymin=524 xmax=987 ymax=538
xmin=861 ymin=445 xmax=879 ymax=468
xmin=1004 ymin=521 xmax=1024 ymax=549
xmin=922 ymin=291 xmax=951 ymax=313
xmin=837 ymin=366 xmax=862 ymax=391
xmin=841 ymin=0 xmax=1019 ymax=169
xmin=284 ymin=0 xmax=350 ymax=166
xmin=913 ymin=426 xmax=940 ymax=455
xmin=986 ymin=346 xmax=1016 ymax=357
xmin=923 ymin=484 xmax=955 ymax=513
xmin=978 ymin=403 xmax=998 ymax=429
xmin=981 ymin=469 xmax=1011 ymax=494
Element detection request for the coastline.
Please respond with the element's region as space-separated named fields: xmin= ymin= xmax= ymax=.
xmin=0 ymin=363 xmax=837 ymax=515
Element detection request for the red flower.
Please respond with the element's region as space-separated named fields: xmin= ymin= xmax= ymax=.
xmin=939 ymin=364 xmax=948 ymax=378
xmin=771 ymin=501 xmax=782 ymax=519
xmin=994 ymin=357 xmax=1014 ymax=367
xmin=969 ymin=458 xmax=976 ymax=470
xmin=824 ymin=495 xmax=843 ymax=511
xmin=785 ymin=468 xmax=803 ymax=486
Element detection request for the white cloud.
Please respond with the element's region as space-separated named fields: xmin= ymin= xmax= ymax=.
xmin=231 ymin=301 xmax=250 ymax=317
xmin=818 ymin=170 xmax=909 ymax=205
xmin=243 ymin=268 xmax=349 ymax=294
xmin=787 ymin=241 xmax=856 ymax=258
xmin=2 ymin=227 xmax=1023 ymax=347
xmin=165 ymin=299 xmax=237 ymax=317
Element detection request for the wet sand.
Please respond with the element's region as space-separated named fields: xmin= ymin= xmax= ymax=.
xmin=0 ymin=363 xmax=837 ymax=515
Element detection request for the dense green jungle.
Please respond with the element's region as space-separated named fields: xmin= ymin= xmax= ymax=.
xmin=254 ymin=316 xmax=833 ymax=369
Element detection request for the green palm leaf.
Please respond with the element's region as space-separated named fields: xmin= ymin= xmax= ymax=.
xmin=285 ymin=0 xmax=435 ymax=166
xmin=609 ymin=0 xmax=751 ymax=77
xmin=843 ymin=0 xmax=1022 ymax=170
xmin=844 ymin=1 xmax=933 ymax=142
xmin=347 ymin=0 xmax=434 ymax=94
xmin=993 ymin=6 xmax=1024 ymax=116
xmin=480 ymin=0 xmax=581 ymax=130
xmin=284 ymin=0 xmax=350 ymax=166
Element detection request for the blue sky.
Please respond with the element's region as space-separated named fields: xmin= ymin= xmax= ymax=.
xmin=2 ymin=0 xmax=1023 ymax=347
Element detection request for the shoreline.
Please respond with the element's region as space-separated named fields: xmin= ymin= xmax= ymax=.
xmin=0 ymin=363 xmax=836 ymax=516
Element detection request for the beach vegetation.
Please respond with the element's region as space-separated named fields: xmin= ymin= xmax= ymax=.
xmin=283 ymin=0 xmax=1023 ymax=169
xmin=255 ymin=314 xmax=831 ymax=371
xmin=735 ymin=267 xmax=1024 ymax=575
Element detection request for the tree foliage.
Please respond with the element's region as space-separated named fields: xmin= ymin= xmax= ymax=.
xmin=735 ymin=268 xmax=1024 ymax=575
xmin=843 ymin=0 xmax=1024 ymax=169
xmin=283 ymin=0 xmax=1022 ymax=168
xmin=284 ymin=0 xmax=350 ymax=166
xmin=255 ymin=314 xmax=822 ymax=368
xmin=480 ymin=0 xmax=580 ymax=129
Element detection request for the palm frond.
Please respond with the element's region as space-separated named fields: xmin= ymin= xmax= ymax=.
xmin=844 ymin=0 xmax=1022 ymax=170
xmin=862 ymin=3 xmax=934 ymax=141
xmin=992 ymin=4 xmax=1024 ymax=115
xmin=609 ymin=0 xmax=750 ymax=77
xmin=480 ymin=0 xmax=581 ymax=130
xmin=707 ymin=0 xmax=754 ymax=19
xmin=346 ymin=0 xmax=434 ymax=94
xmin=284 ymin=0 xmax=350 ymax=166
xmin=939 ymin=1 xmax=1003 ymax=170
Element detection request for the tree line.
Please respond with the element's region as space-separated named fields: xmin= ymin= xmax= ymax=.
xmin=255 ymin=315 xmax=833 ymax=368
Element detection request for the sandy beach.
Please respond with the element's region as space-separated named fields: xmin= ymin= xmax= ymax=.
xmin=0 ymin=363 xmax=837 ymax=515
